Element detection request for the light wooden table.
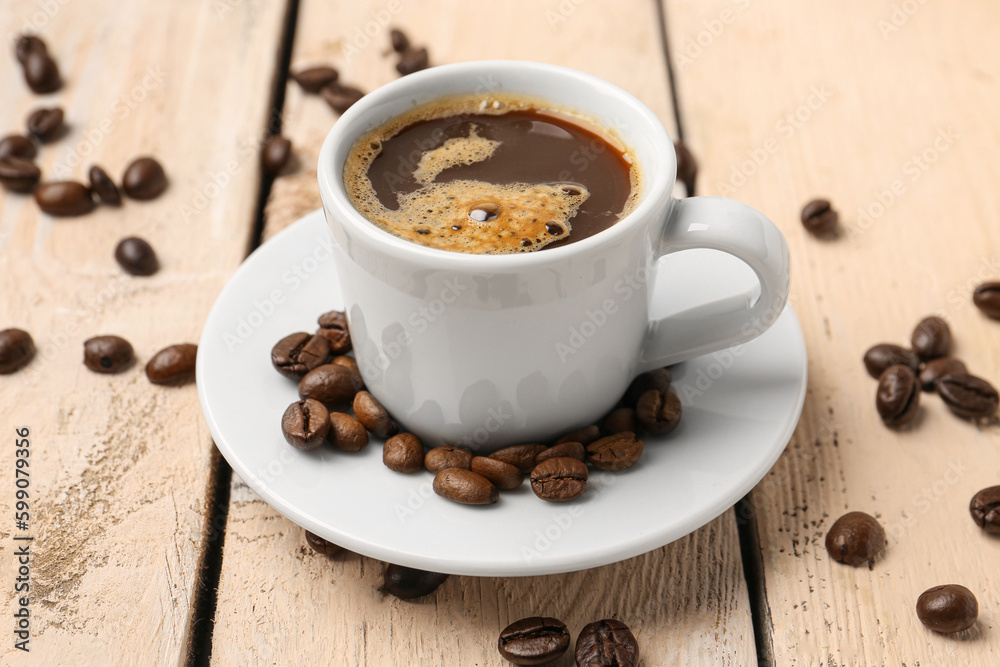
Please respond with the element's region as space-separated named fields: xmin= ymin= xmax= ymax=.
xmin=2 ymin=0 xmax=999 ymax=664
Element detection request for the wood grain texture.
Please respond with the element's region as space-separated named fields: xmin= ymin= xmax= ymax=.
xmin=665 ymin=0 xmax=1000 ymax=664
xmin=0 ymin=0 xmax=289 ymax=662
xmin=213 ymin=0 xmax=757 ymax=664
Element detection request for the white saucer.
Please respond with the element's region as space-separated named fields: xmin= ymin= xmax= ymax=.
xmin=198 ymin=209 xmax=807 ymax=576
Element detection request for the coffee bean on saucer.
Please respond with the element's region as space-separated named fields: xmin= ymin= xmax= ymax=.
xmin=530 ymin=457 xmax=588 ymax=502
xmin=316 ymin=310 xmax=352 ymax=354
xmin=433 ymin=468 xmax=498 ymax=505
xmin=969 ymin=486 xmax=1000 ymax=535
xmin=83 ymin=335 xmax=134 ymax=373
xmin=601 ymin=407 xmax=637 ymax=436
xmin=0 ymin=328 xmax=36 ymax=374
xmin=424 ymin=446 xmax=472 ymax=473
xmin=326 ymin=412 xmax=368 ymax=452
xmin=863 ymin=343 xmax=920 ymax=379
xmin=396 ymin=47 xmax=429 ymax=76
xmin=973 ymin=282 xmax=1000 ymax=319
xmin=554 ymin=425 xmax=600 ymax=446
xmin=498 ymin=616 xmax=570 ymax=666
xmin=937 ymin=372 xmax=999 ymax=419
xmin=919 ymin=357 xmax=966 ymax=392
xmin=353 ymin=390 xmax=399 ymax=438
xmin=910 ymin=316 xmax=950 ymax=361
xmin=115 ymin=237 xmax=159 ymax=276
xmin=122 ymin=156 xmax=167 ymax=200
xmin=381 ymin=564 xmax=449 ymax=600
xmin=290 ymin=65 xmax=338 ymax=93
xmin=636 ymin=389 xmax=682 ymax=435
xmin=262 ymin=135 xmax=292 ymax=175
xmin=623 ymin=368 xmax=671 ymax=407
xmin=389 ymin=28 xmax=409 ymax=53
xmin=321 ymin=83 xmax=365 ymax=114
xmin=0 ymin=134 xmax=37 ymax=160
xmin=145 ymin=343 xmax=197 ymax=385
xmin=383 ymin=433 xmax=424 ymax=473
xmin=876 ymin=365 xmax=920 ymax=427
xmin=26 ymin=106 xmax=63 ymax=141
xmin=34 ymin=181 xmax=94 ymax=216
xmin=916 ymin=585 xmax=978 ymax=633
xmin=586 ymin=432 xmax=643 ymax=471
xmin=330 ymin=355 xmax=363 ymax=386
xmin=575 ymin=619 xmax=639 ymax=667
xmin=299 ymin=363 xmax=363 ymax=407
xmin=0 ymin=158 xmax=41 ymax=193
xmin=800 ymin=198 xmax=838 ymax=235
xmin=15 ymin=35 xmax=47 ymax=65
xmin=23 ymin=49 xmax=61 ymax=94
xmin=271 ymin=332 xmax=331 ymax=379
xmin=470 ymin=456 xmax=523 ymax=490
xmin=305 ymin=529 xmax=344 ymax=556
xmin=489 ymin=443 xmax=547 ymax=474
xmin=535 ymin=441 xmax=585 ymax=465
xmin=88 ymin=165 xmax=121 ymax=206
xmin=824 ymin=511 xmax=885 ymax=566
xmin=281 ymin=398 xmax=330 ymax=450
xmin=674 ymin=140 xmax=698 ymax=196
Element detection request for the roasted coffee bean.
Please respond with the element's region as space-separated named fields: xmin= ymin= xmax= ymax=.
xmin=800 ymin=198 xmax=838 ymax=235
xmin=623 ymin=367 xmax=671 ymax=407
xmin=316 ymin=310 xmax=352 ymax=353
xmin=863 ymin=343 xmax=920 ymax=379
xmin=299 ymin=363 xmax=363 ymax=407
xmin=88 ymin=165 xmax=121 ymax=205
xmin=937 ymin=372 xmax=999 ymax=419
xmin=530 ymin=457 xmax=588 ymax=502
xmin=291 ymin=65 xmax=338 ymax=93
xmin=381 ymin=564 xmax=448 ymax=600
xmin=322 ymin=83 xmax=365 ymax=113
xmin=281 ymin=398 xmax=331 ymax=450
xmin=554 ymin=424 xmax=600 ymax=446
xmin=876 ymin=365 xmax=920 ymax=426
xmin=383 ymin=433 xmax=424 ymax=473
xmin=674 ymin=140 xmax=698 ymax=196
xmin=15 ymin=35 xmax=47 ymax=65
xmin=396 ymin=47 xmax=429 ymax=76
xmin=969 ymin=485 xmax=1000 ymax=535
xmin=26 ymin=106 xmax=63 ymax=141
xmin=390 ymin=28 xmax=410 ymax=53
xmin=271 ymin=333 xmax=331 ymax=379
xmin=425 ymin=445 xmax=472 ymax=473
xmin=973 ymin=282 xmax=1000 ymax=319
xmin=910 ymin=316 xmax=951 ymax=360
xmin=353 ymin=390 xmax=399 ymax=438
xmin=0 ymin=134 xmax=37 ymax=160
xmin=586 ymin=432 xmax=643 ymax=471
xmin=433 ymin=468 xmax=498 ymax=505
xmin=535 ymin=441 xmax=585 ymax=465
xmin=575 ymin=619 xmax=639 ymax=667
xmin=114 ymin=237 xmax=159 ymax=276
xmin=122 ymin=156 xmax=167 ymax=200
xmin=919 ymin=357 xmax=966 ymax=392
xmin=498 ymin=616 xmax=570 ymax=665
xmin=470 ymin=456 xmax=523 ymax=490
xmin=305 ymin=530 xmax=344 ymax=556
xmin=34 ymin=181 xmax=94 ymax=216
xmin=824 ymin=511 xmax=886 ymax=566
xmin=0 ymin=328 xmax=35 ymax=374
xmin=636 ymin=389 xmax=682 ymax=435
xmin=23 ymin=49 xmax=61 ymax=94
xmin=490 ymin=443 xmax=548 ymax=473
xmin=145 ymin=343 xmax=198 ymax=385
xmin=330 ymin=355 xmax=363 ymax=386
xmin=83 ymin=335 xmax=134 ymax=373
xmin=262 ymin=135 xmax=292 ymax=175
xmin=326 ymin=412 xmax=369 ymax=452
xmin=0 ymin=157 xmax=41 ymax=193
xmin=601 ymin=407 xmax=637 ymax=436
xmin=916 ymin=585 xmax=978 ymax=634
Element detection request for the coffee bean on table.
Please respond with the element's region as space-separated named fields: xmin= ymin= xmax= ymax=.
xmin=88 ymin=165 xmax=121 ymax=206
xmin=390 ymin=28 xmax=409 ymax=53
xmin=876 ymin=365 xmax=920 ymax=426
xmin=316 ymin=310 xmax=352 ymax=354
xmin=330 ymin=355 xmax=363 ymax=386
xmin=470 ymin=456 xmax=523 ymax=490
xmin=530 ymin=457 xmax=588 ymax=502
xmin=122 ymin=156 xmax=167 ymax=200
xmin=601 ymin=407 xmax=637 ymax=435
xmin=918 ymin=357 xmax=966 ymax=392
xmin=0 ymin=328 xmax=36 ymax=374
xmin=425 ymin=445 xmax=472 ymax=473
xmin=145 ymin=343 xmax=198 ymax=385
xmin=0 ymin=134 xmax=37 ymax=160
xmin=322 ymin=83 xmax=365 ymax=113
xmin=969 ymin=485 xmax=1000 ymax=535
xmin=23 ymin=49 xmax=61 ymax=94
xmin=916 ymin=585 xmax=978 ymax=633
xmin=554 ymin=424 xmax=600 ymax=446
xmin=15 ymin=35 xmax=47 ymax=65
xmin=353 ymin=390 xmax=399 ymax=438
xmin=489 ymin=443 xmax=548 ymax=473
xmin=381 ymin=564 xmax=448 ymax=600
xmin=586 ymin=432 xmax=643 ymax=471
xmin=83 ymin=335 xmax=134 ymax=373
xmin=262 ymin=135 xmax=292 ymax=175
xmin=433 ymin=468 xmax=498 ymax=505
xmin=575 ymin=619 xmax=639 ymax=667
xmin=327 ymin=412 xmax=369 ymax=452
xmin=824 ymin=511 xmax=885 ymax=566
xmin=0 ymin=158 xmax=41 ymax=193
xmin=863 ymin=343 xmax=920 ymax=379
xmin=34 ymin=181 xmax=94 ymax=216
xmin=972 ymin=282 xmax=1000 ymax=319
xmin=26 ymin=107 xmax=63 ymax=141
xmin=535 ymin=441 xmax=585 ymax=465
xmin=115 ymin=237 xmax=159 ymax=276
xmin=271 ymin=332 xmax=331 ymax=379
xmin=383 ymin=433 xmax=424 ymax=473
xmin=623 ymin=367 xmax=672 ymax=407
xmin=396 ymin=47 xmax=429 ymax=76
xmin=281 ymin=398 xmax=330 ymax=450
xmin=674 ymin=140 xmax=698 ymax=196
xmin=937 ymin=372 xmax=999 ymax=419
xmin=636 ymin=389 xmax=682 ymax=435
xmin=497 ymin=616 xmax=570 ymax=665
xmin=910 ymin=315 xmax=950 ymax=360
xmin=800 ymin=198 xmax=839 ymax=235
xmin=299 ymin=363 xmax=363 ymax=407
xmin=290 ymin=65 xmax=338 ymax=93
xmin=305 ymin=529 xmax=344 ymax=556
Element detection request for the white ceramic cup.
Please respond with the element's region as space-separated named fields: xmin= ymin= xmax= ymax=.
xmin=318 ymin=61 xmax=789 ymax=450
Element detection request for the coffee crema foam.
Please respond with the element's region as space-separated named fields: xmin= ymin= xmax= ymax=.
xmin=344 ymin=94 xmax=639 ymax=254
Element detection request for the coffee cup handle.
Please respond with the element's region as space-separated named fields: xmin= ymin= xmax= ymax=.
xmin=640 ymin=196 xmax=790 ymax=371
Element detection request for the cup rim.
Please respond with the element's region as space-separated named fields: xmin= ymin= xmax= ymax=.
xmin=317 ymin=60 xmax=675 ymax=267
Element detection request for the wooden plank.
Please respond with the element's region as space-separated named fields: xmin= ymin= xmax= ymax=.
xmin=665 ymin=0 xmax=1000 ymax=664
xmin=213 ymin=0 xmax=758 ymax=664
xmin=0 ymin=1 xmax=290 ymax=662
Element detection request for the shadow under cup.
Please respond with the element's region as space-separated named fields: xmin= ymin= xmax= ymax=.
xmin=317 ymin=61 xmax=677 ymax=450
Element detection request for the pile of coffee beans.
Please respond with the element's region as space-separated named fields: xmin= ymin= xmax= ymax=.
xmin=290 ymin=63 xmax=366 ymax=114
xmin=388 ymin=28 xmax=430 ymax=76
xmin=497 ymin=616 xmax=638 ymax=666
